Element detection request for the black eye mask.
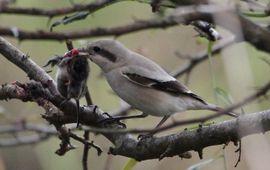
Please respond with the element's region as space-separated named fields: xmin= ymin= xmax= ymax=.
xmin=93 ymin=47 xmax=117 ymax=62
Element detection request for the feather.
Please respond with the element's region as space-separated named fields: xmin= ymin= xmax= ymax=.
xmin=122 ymin=72 xmax=206 ymax=104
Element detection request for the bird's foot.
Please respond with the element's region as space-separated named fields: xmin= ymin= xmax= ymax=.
xmin=137 ymin=133 xmax=153 ymax=140
xmin=43 ymin=55 xmax=64 ymax=68
xmin=98 ymin=112 xmax=126 ymax=128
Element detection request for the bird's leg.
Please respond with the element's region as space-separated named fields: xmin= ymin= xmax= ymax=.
xmin=102 ymin=112 xmax=148 ymax=121
xmin=138 ymin=115 xmax=170 ymax=140
xmin=61 ymin=98 xmax=81 ymax=128
xmin=155 ymin=115 xmax=171 ymax=128
xmin=60 ymin=97 xmax=80 ymax=128
xmin=98 ymin=112 xmax=126 ymax=128
xmin=98 ymin=112 xmax=148 ymax=127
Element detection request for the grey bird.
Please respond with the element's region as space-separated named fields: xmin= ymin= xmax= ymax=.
xmin=79 ymin=39 xmax=237 ymax=134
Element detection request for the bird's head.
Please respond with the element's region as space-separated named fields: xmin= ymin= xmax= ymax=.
xmin=81 ymin=39 xmax=130 ymax=72
xmin=64 ymin=48 xmax=79 ymax=58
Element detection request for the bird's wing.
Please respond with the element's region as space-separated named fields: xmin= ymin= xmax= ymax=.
xmin=121 ymin=66 xmax=206 ymax=104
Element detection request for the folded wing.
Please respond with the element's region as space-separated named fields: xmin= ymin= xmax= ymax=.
xmin=122 ymin=71 xmax=207 ymax=104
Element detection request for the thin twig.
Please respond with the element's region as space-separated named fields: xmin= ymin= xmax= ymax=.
xmin=65 ymin=39 xmax=74 ymax=51
xmin=0 ymin=123 xmax=57 ymax=147
xmin=85 ymin=87 xmax=93 ymax=106
xmin=0 ymin=17 xmax=177 ymax=40
xmin=69 ymin=132 xmax=102 ymax=156
xmin=55 ymin=126 xmax=76 ymax=156
xmin=83 ymin=131 xmax=90 ymax=170
xmin=82 ymin=88 xmax=93 ymax=169
xmin=0 ymin=0 xmax=117 ymax=17
xmin=171 ymin=36 xmax=235 ymax=78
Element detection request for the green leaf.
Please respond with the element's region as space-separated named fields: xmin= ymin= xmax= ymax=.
xmin=135 ymin=0 xmax=176 ymax=8
xmin=207 ymin=41 xmax=214 ymax=55
xmin=214 ymin=87 xmax=233 ymax=105
xmin=123 ymin=159 xmax=137 ymax=170
xmin=242 ymin=11 xmax=269 ymax=18
xmin=50 ymin=21 xmax=61 ymax=31
xmin=49 ymin=0 xmax=127 ymax=31
xmin=187 ymin=122 xmax=214 ymax=130
xmin=62 ymin=11 xmax=90 ymax=25
xmin=194 ymin=36 xmax=208 ymax=45
xmin=50 ymin=11 xmax=90 ymax=31
xmin=207 ymin=40 xmax=217 ymax=98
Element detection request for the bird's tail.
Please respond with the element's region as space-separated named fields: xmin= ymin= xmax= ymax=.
xmin=205 ymin=103 xmax=239 ymax=118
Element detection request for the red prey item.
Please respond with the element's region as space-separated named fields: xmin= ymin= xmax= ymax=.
xmin=64 ymin=48 xmax=79 ymax=58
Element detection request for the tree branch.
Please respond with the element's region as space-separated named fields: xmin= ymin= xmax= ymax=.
xmin=0 ymin=0 xmax=117 ymax=17
xmin=1 ymin=80 xmax=270 ymax=160
xmin=0 ymin=0 xmax=211 ymax=17
xmin=109 ymin=109 xmax=270 ymax=160
xmin=1 ymin=5 xmax=270 ymax=54
xmin=0 ymin=123 xmax=56 ymax=147
xmin=0 ymin=17 xmax=177 ymax=41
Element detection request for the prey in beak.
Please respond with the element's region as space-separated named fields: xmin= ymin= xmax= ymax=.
xmin=43 ymin=48 xmax=91 ymax=68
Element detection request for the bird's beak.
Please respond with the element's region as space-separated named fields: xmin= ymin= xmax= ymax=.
xmin=80 ymin=52 xmax=93 ymax=61
xmin=78 ymin=52 xmax=89 ymax=57
xmin=88 ymin=56 xmax=93 ymax=61
xmin=86 ymin=51 xmax=94 ymax=61
xmin=77 ymin=48 xmax=93 ymax=61
xmin=78 ymin=52 xmax=93 ymax=61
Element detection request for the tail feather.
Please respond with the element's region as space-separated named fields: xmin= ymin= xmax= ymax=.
xmin=205 ymin=103 xmax=238 ymax=118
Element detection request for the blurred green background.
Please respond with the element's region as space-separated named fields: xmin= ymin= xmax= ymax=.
xmin=0 ymin=0 xmax=270 ymax=170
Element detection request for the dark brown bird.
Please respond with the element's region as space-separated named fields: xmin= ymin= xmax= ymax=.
xmin=56 ymin=49 xmax=90 ymax=127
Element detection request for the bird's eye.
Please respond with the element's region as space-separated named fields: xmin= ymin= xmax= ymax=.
xmin=93 ymin=46 xmax=101 ymax=52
